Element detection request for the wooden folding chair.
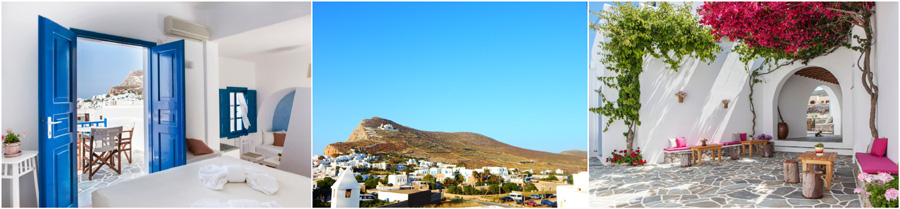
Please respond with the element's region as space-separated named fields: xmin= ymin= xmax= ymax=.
xmin=87 ymin=127 xmax=123 ymax=180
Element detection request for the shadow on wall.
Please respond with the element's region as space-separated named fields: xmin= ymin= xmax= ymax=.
xmin=625 ymin=42 xmax=753 ymax=163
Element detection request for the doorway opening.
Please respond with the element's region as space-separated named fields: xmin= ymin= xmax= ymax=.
xmin=777 ymin=67 xmax=843 ymax=143
xmin=74 ymin=37 xmax=148 ymax=207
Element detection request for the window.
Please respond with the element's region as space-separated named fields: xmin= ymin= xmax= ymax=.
xmin=345 ymin=189 xmax=352 ymax=198
xmin=230 ymin=90 xmax=245 ymax=133
xmin=220 ymin=87 xmax=257 ymax=138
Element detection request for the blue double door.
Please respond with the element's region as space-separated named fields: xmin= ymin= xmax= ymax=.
xmin=38 ymin=16 xmax=186 ymax=207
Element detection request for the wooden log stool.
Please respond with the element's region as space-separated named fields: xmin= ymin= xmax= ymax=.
xmin=679 ymin=152 xmax=692 ymax=167
xmin=783 ymin=159 xmax=800 ymax=183
xmin=802 ymin=170 xmax=824 ymax=199
xmin=762 ymin=142 xmax=775 ymax=158
xmin=729 ymin=146 xmax=741 ymax=160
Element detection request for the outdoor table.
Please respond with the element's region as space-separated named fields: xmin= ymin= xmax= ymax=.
xmin=691 ymin=144 xmax=722 ymax=166
xmin=798 ymin=151 xmax=837 ymax=190
xmin=741 ymin=139 xmax=769 ymax=157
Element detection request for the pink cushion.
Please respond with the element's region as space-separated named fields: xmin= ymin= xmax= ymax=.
xmin=676 ymin=137 xmax=686 ymax=148
xmin=719 ymin=141 xmax=741 ymax=146
xmin=663 ymin=147 xmax=691 ymax=152
xmin=856 ymin=152 xmax=898 ymax=175
xmin=739 ymin=133 xmax=747 ymax=141
xmin=871 ymin=138 xmax=887 ymax=157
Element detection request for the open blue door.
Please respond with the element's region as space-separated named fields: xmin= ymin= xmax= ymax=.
xmin=147 ymin=40 xmax=186 ymax=173
xmin=38 ymin=16 xmax=78 ymax=208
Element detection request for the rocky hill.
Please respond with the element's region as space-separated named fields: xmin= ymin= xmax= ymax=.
xmin=559 ymin=150 xmax=587 ymax=157
xmin=109 ymin=69 xmax=143 ymax=95
xmin=324 ymin=117 xmax=586 ymax=173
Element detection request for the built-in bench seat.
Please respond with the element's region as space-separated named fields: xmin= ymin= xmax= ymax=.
xmin=186 ymin=151 xmax=221 ymax=164
xmin=663 ymin=147 xmax=691 ymax=163
xmin=855 ymin=152 xmax=898 ymax=175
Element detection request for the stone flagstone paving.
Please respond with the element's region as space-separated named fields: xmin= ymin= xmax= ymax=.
xmin=590 ymin=152 xmax=862 ymax=208
xmin=77 ymin=150 xmax=147 ymax=207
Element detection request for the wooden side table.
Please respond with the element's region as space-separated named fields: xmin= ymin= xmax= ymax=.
xmin=691 ymin=144 xmax=722 ymax=166
xmin=263 ymin=157 xmax=280 ymax=168
xmin=240 ymin=152 xmax=264 ymax=163
xmin=798 ymin=151 xmax=837 ymax=190
xmin=741 ymin=139 xmax=768 ymax=157
xmin=1 ymin=150 xmax=39 ymax=208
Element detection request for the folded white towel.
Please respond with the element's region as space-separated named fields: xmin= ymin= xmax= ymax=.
xmin=198 ymin=165 xmax=228 ymax=190
xmin=192 ymin=199 xmax=282 ymax=208
xmin=245 ymin=167 xmax=279 ymax=195
xmin=197 ymin=165 xmax=279 ymax=195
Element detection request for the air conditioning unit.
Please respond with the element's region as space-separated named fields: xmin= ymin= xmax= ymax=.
xmin=165 ymin=16 xmax=209 ymax=41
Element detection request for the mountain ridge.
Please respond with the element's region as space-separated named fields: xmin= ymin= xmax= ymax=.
xmin=324 ymin=117 xmax=586 ymax=173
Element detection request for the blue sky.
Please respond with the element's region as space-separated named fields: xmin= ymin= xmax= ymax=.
xmin=76 ymin=39 xmax=144 ymax=99
xmin=312 ymin=2 xmax=587 ymax=155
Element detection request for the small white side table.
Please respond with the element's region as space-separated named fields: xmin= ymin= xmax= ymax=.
xmin=2 ymin=150 xmax=39 ymax=208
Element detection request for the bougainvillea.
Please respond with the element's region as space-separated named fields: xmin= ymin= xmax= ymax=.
xmin=697 ymin=2 xmax=879 ymax=138
xmin=590 ymin=2 xmax=721 ymax=153
xmin=698 ymin=2 xmax=854 ymax=55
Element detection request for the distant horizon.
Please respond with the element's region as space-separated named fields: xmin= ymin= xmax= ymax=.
xmin=312 ymin=2 xmax=588 ymax=156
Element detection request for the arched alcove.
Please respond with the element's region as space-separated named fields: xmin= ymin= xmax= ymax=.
xmin=775 ymin=67 xmax=843 ymax=142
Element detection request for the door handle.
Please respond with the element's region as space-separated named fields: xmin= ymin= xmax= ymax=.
xmin=47 ymin=117 xmax=62 ymax=138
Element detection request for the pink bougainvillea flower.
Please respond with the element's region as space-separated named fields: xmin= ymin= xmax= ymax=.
xmin=885 ymin=188 xmax=899 ymax=201
xmin=854 ymin=187 xmax=865 ymax=194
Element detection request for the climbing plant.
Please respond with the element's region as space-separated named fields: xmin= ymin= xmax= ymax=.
xmin=698 ymin=2 xmax=878 ymax=138
xmin=589 ymin=2 xmax=721 ymax=153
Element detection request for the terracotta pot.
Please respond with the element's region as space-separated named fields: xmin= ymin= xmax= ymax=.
xmin=701 ymin=141 xmax=707 ymax=146
xmin=723 ymin=103 xmax=729 ymax=108
xmin=4 ymin=142 xmax=21 ymax=157
xmin=778 ymin=123 xmax=789 ymax=139
xmin=678 ymin=97 xmax=684 ymax=103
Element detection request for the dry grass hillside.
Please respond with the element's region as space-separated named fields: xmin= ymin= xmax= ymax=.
xmin=324 ymin=117 xmax=586 ymax=173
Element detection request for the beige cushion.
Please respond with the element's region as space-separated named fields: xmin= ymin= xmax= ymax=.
xmin=667 ymin=138 xmax=678 ymax=149
xmin=262 ymin=131 xmax=274 ymax=145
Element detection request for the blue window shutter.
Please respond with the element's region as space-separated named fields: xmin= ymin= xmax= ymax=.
xmin=219 ymin=89 xmax=230 ymax=138
xmin=247 ymin=90 xmax=258 ymax=133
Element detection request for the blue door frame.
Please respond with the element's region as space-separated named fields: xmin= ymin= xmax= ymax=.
xmin=38 ymin=16 xmax=185 ymax=207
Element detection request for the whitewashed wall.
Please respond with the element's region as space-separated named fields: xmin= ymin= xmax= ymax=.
xmin=873 ymin=2 xmax=899 ymax=162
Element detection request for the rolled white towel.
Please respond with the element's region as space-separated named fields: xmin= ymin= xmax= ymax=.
xmin=198 ymin=165 xmax=228 ymax=190
xmin=245 ymin=167 xmax=279 ymax=195
xmin=197 ymin=165 xmax=279 ymax=195
xmin=192 ymin=199 xmax=282 ymax=208
xmin=225 ymin=166 xmax=246 ymax=183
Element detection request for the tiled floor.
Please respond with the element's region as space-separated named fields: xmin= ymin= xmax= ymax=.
xmin=590 ymin=152 xmax=862 ymax=208
xmin=77 ymin=150 xmax=147 ymax=207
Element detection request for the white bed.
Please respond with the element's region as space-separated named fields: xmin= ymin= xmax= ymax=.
xmin=92 ymin=156 xmax=311 ymax=207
